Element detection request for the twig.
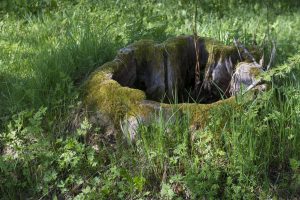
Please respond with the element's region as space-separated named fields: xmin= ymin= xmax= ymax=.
xmin=193 ymin=0 xmax=201 ymax=91
xmin=266 ymin=40 xmax=276 ymax=71
xmin=234 ymin=38 xmax=260 ymax=67
xmin=233 ymin=38 xmax=242 ymax=61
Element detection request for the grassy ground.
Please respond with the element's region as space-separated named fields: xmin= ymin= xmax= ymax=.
xmin=0 ymin=0 xmax=300 ymax=199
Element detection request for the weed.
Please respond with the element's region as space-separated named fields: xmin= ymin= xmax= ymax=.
xmin=0 ymin=0 xmax=300 ymax=199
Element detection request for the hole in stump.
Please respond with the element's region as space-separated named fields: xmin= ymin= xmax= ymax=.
xmin=112 ymin=37 xmax=240 ymax=104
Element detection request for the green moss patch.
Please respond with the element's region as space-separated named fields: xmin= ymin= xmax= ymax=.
xmin=84 ymin=35 xmax=258 ymax=126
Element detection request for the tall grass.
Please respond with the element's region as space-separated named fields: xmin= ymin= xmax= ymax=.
xmin=0 ymin=0 xmax=299 ymax=199
xmin=0 ymin=5 xmax=121 ymax=130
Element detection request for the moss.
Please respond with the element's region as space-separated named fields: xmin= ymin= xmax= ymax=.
xmin=84 ymin=35 xmax=257 ymax=129
xmin=84 ymin=61 xmax=146 ymax=124
xmin=162 ymin=35 xmax=194 ymax=65
xmin=202 ymin=40 xmax=238 ymax=85
xmin=124 ymin=39 xmax=165 ymax=73
xmin=138 ymin=96 xmax=238 ymax=129
xmin=249 ymin=66 xmax=262 ymax=77
xmin=163 ymin=35 xmax=190 ymax=50
xmin=181 ymin=97 xmax=237 ymax=128
xmin=207 ymin=45 xmax=236 ymax=63
xmin=204 ymin=38 xmax=261 ymax=64
xmin=129 ymin=39 xmax=156 ymax=63
xmin=95 ymin=61 xmax=121 ymax=75
xmin=205 ymin=39 xmax=236 ymax=59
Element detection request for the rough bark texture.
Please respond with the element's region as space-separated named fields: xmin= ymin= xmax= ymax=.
xmin=83 ymin=35 xmax=261 ymax=136
xmin=110 ymin=35 xmax=260 ymax=103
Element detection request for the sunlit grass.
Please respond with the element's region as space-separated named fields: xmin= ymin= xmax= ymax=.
xmin=0 ymin=1 xmax=299 ymax=199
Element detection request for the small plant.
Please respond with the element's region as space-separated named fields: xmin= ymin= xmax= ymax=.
xmin=0 ymin=0 xmax=300 ymax=199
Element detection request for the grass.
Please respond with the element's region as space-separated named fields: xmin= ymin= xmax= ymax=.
xmin=0 ymin=0 xmax=300 ymax=199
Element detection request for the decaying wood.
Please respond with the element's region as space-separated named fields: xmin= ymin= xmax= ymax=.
xmin=230 ymin=38 xmax=276 ymax=95
xmin=266 ymin=41 xmax=276 ymax=71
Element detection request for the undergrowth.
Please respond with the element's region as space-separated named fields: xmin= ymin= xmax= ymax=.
xmin=0 ymin=0 xmax=300 ymax=199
